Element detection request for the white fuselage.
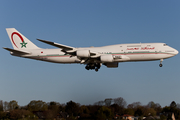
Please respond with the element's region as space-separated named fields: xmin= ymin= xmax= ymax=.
xmin=5 ymin=28 xmax=178 ymax=71
xmin=13 ymin=43 xmax=178 ymax=64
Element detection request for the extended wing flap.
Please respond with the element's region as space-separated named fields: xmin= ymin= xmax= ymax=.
xmin=37 ymin=39 xmax=74 ymax=50
xmin=3 ymin=47 xmax=31 ymax=54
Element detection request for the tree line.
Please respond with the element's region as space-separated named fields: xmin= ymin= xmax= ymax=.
xmin=0 ymin=97 xmax=179 ymax=120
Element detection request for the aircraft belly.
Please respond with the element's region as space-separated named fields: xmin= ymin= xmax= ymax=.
xmin=26 ymin=55 xmax=80 ymax=63
xmin=45 ymin=56 xmax=80 ymax=63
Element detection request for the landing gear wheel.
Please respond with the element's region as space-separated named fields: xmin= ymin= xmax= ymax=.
xmin=85 ymin=63 xmax=101 ymax=71
xmin=95 ymin=68 xmax=98 ymax=72
xmin=85 ymin=66 xmax=89 ymax=70
xmin=159 ymin=64 xmax=163 ymax=67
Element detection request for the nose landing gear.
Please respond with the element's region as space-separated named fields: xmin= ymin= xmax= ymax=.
xmin=159 ymin=59 xmax=163 ymax=67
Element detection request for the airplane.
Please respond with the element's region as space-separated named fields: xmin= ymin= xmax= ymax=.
xmin=3 ymin=28 xmax=178 ymax=72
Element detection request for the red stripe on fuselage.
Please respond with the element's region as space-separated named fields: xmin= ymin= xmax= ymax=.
xmin=112 ymin=52 xmax=173 ymax=55
xmin=31 ymin=52 xmax=173 ymax=59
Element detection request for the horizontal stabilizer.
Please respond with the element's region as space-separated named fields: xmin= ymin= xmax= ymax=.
xmin=3 ymin=47 xmax=31 ymax=54
xmin=37 ymin=39 xmax=74 ymax=50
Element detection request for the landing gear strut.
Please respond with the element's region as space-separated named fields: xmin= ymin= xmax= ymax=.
xmin=159 ymin=59 xmax=163 ymax=67
xmin=85 ymin=63 xmax=101 ymax=72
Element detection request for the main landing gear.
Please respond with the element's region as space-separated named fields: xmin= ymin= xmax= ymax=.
xmin=85 ymin=63 xmax=101 ymax=72
xmin=159 ymin=59 xmax=163 ymax=67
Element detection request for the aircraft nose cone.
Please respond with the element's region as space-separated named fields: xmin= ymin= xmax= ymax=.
xmin=175 ymin=49 xmax=179 ymax=55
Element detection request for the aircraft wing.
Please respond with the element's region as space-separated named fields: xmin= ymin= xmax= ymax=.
xmin=3 ymin=47 xmax=31 ymax=54
xmin=37 ymin=39 xmax=75 ymax=51
xmin=37 ymin=39 xmax=101 ymax=59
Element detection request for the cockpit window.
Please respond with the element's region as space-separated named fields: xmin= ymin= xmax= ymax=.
xmin=163 ymin=44 xmax=167 ymax=46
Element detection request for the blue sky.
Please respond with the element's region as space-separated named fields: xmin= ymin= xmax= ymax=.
xmin=0 ymin=1 xmax=180 ymax=107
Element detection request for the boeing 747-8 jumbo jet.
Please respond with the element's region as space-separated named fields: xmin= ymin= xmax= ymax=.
xmin=3 ymin=28 xmax=178 ymax=72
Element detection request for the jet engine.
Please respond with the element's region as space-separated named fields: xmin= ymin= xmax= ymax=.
xmin=76 ymin=50 xmax=90 ymax=58
xmin=100 ymin=55 xmax=114 ymax=62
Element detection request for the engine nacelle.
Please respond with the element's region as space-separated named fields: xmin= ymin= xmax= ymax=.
xmin=76 ymin=50 xmax=90 ymax=58
xmin=100 ymin=55 xmax=114 ymax=62
xmin=104 ymin=62 xmax=118 ymax=68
